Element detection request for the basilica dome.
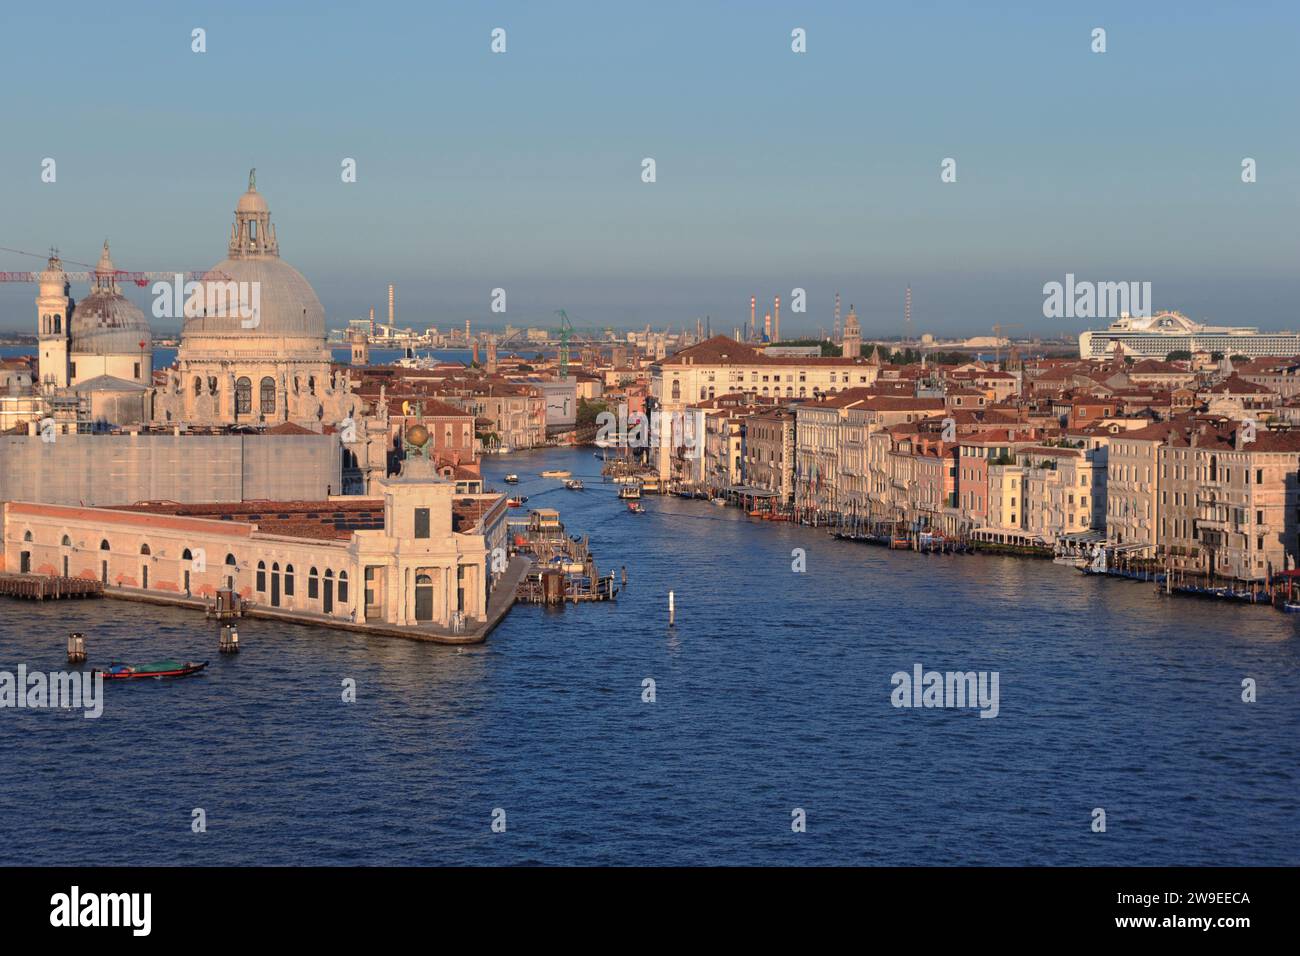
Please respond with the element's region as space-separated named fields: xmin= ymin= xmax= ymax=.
xmin=181 ymin=172 xmax=326 ymax=345
xmin=70 ymin=241 xmax=151 ymax=356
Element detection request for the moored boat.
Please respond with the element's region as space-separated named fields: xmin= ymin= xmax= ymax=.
xmin=95 ymin=660 xmax=208 ymax=680
xmin=618 ymin=483 xmax=641 ymax=499
xmin=507 ymin=495 xmax=528 ymax=507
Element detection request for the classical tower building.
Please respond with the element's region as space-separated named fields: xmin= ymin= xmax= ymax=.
xmin=841 ymin=305 xmax=862 ymax=360
xmin=35 ymin=251 xmax=71 ymax=390
xmin=350 ymin=327 xmax=370 ymax=366
xmin=35 ymin=242 xmax=152 ymax=394
xmin=153 ymin=172 xmax=359 ymax=428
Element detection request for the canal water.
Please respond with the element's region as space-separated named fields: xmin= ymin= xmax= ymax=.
xmin=1 ymin=445 xmax=1297 ymax=865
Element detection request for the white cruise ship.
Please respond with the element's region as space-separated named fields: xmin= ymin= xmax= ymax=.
xmin=1079 ymin=311 xmax=1300 ymax=359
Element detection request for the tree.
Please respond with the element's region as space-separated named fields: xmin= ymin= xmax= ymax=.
xmin=1165 ymin=350 xmax=1193 ymax=362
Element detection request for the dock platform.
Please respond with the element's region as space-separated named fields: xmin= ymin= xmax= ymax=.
xmin=0 ymin=573 xmax=104 ymax=600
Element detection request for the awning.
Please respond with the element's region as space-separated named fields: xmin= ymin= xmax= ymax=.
xmin=1058 ymin=530 xmax=1106 ymax=544
xmin=724 ymin=485 xmax=779 ymax=498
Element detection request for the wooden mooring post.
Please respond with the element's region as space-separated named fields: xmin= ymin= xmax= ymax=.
xmin=219 ymin=624 xmax=240 ymax=654
xmin=67 ymin=632 xmax=86 ymax=664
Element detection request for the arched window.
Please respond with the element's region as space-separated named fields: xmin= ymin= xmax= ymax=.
xmin=100 ymin=539 xmax=110 ymax=551
xmin=23 ymin=530 xmax=32 ymax=542
xmin=671 ymin=380 xmax=680 ymax=400
xmin=308 ymin=567 xmax=319 ymax=599
xmin=225 ymin=553 xmax=237 ymax=567
xmin=338 ymin=571 xmax=348 ymax=604
xmin=256 ymin=560 xmax=266 ymax=592
xmin=54 ymin=314 xmax=61 ymax=333
xmin=260 ymin=377 xmax=276 ymax=413
xmin=284 ymin=564 xmax=295 ymax=596
xmin=182 ymin=548 xmax=192 ymax=561
xmin=61 ymin=535 xmax=71 ymax=547
xmin=139 ymin=543 xmax=150 ymax=555
xmin=193 ymin=376 xmax=202 ymax=397
xmin=235 ymin=377 xmax=252 ymax=414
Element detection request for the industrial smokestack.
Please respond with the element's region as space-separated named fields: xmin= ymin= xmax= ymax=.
xmin=749 ymin=296 xmax=756 ymax=341
xmin=774 ymin=295 xmax=781 ymax=343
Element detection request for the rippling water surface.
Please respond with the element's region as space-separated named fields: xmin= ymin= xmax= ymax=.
xmin=2 ymin=446 xmax=1297 ymax=865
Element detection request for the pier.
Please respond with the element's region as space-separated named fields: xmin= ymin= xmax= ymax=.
xmin=0 ymin=573 xmax=104 ymax=600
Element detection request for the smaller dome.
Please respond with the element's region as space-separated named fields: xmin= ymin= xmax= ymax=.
xmin=236 ymin=189 xmax=268 ymax=213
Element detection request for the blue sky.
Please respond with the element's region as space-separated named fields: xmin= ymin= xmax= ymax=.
xmin=1 ymin=0 xmax=1297 ymax=337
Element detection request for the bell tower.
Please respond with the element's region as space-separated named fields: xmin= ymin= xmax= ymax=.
xmin=350 ymin=327 xmax=370 ymax=366
xmin=36 ymin=249 xmax=71 ymax=389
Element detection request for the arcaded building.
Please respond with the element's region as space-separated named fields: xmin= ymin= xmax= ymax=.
xmin=4 ymin=452 xmax=508 ymax=633
xmin=152 ymin=172 xmax=361 ymax=429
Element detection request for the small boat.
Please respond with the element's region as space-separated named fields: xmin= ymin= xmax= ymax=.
xmin=540 ymin=469 xmax=571 ymax=478
xmin=627 ymin=502 xmax=645 ymax=514
xmin=618 ymin=483 xmax=641 ymax=499
xmin=504 ymin=474 xmax=519 ymax=484
xmin=564 ymin=478 xmax=584 ymax=490
xmin=1282 ymin=603 xmax=1300 ymax=613
xmin=710 ymin=497 xmax=727 ymax=507
xmin=507 ymin=495 xmax=528 ymax=508
xmin=95 ymin=660 xmax=208 ymax=680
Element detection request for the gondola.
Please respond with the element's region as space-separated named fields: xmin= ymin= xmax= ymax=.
xmin=95 ymin=660 xmax=209 ymax=680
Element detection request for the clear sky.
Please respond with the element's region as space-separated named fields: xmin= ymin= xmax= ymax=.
xmin=1 ymin=0 xmax=1297 ymax=338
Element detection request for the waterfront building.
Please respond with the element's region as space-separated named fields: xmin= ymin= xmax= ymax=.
xmin=3 ymin=446 xmax=507 ymax=632
xmin=1106 ymin=422 xmax=1168 ymax=557
xmin=1079 ymin=311 xmax=1300 ymax=360
xmin=1015 ymin=446 xmax=1104 ymax=546
xmin=1182 ymin=425 xmax=1300 ymax=581
xmin=152 ymin=174 xmax=361 ymax=430
xmin=795 ymin=390 xmax=875 ymax=516
xmin=742 ymin=408 xmax=796 ymax=504
xmin=651 ymin=336 xmax=882 ymax=481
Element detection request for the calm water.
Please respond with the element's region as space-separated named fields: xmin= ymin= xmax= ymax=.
xmin=1 ymin=445 xmax=1297 ymax=865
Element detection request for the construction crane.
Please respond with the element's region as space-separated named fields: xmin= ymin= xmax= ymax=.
xmin=991 ymin=323 xmax=1022 ymax=366
xmin=0 ymin=245 xmax=224 ymax=286
xmin=555 ymin=309 xmax=575 ymax=379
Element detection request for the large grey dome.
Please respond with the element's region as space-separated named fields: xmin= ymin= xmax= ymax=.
xmin=183 ymin=256 xmax=324 ymax=338
xmin=180 ymin=174 xmax=325 ymax=342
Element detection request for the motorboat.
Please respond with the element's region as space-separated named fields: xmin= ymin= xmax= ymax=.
xmin=95 ymin=660 xmax=209 ymax=680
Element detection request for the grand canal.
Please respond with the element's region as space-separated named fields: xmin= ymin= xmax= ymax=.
xmin=1 ymin=444 xmax=1297 ymax=865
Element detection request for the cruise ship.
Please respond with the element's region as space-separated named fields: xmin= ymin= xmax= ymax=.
xmin=1079 ymin=311 xmax=1300 ymax=359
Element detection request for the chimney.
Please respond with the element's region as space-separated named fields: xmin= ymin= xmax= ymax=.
xmin=773 ymin=295 xmax=781 ymax=343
